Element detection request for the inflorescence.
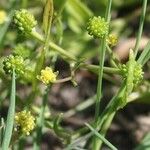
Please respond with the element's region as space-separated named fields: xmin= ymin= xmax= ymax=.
xmin=3 ymin=55 xmax=25 ymax=75
xmin=15 ymin=110 xmax=35 ymax=135
xmin=37 ymin=67 xmax=58 ymax=85
xmin=121 ymin=62 xmax=144 ymax=87
xmin=13 ymin=9 xmax=37 ymax=34
xmin=107 ymin=34 xmax=118 ymax=47
xmin=87 ymin=16 xmax=109 ymax=38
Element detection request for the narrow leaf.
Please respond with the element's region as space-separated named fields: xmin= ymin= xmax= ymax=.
xmin=43 ymin=0 xmax=54 ymax=35
xmin=85 ymin=123 xmax=118 ymax=150
xmin=2 ymin=70 xmax=16 ymax=150
xmin=137 ymin=40 xmax=150 ymax=66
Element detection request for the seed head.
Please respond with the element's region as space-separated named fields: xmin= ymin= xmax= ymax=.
xmin=87 ymin=16 xmax=109 ymax=38
xmin=121 ymin=62 xmax=144 ymax=87
xmin=3 ymin=55 xmax=25 ymax=75
xmin=13 ymin=9 xmax=37 ymax=34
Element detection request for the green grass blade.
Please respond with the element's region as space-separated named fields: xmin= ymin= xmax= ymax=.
xmin=134 ymin=0 xmax=147 ymax=57
xmin=137 ymin=40 xmax=150 ymax=66
xmin=85 ymin=123 xmax=118 ymax=150
xmin=2 ymin=69 xmax=16 ymax=150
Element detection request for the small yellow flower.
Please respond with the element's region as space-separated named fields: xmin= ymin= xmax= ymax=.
xmin=107 ymin=34 xmax=118 ymax=47
xmin=37 ymin=67 xmax=57 ymax=84
xmin=0 ymin=10 xmax=7 ymax=24
xmin=15 ymin=110 xmax=35 ymax=135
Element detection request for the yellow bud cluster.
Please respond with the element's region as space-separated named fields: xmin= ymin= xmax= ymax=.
xmin=37 ymin=67 xmax=57 ymax=84
xmin=15 ymin=110 xmax=35 ymax=135
xmin=107 ymin=34 xmax=118 ymax=47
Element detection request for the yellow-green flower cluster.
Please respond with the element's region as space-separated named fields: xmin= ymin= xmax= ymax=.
xmin=15 ymin=110 xmax=35 ymax=135
xmin=13 ymin=9 xmax=37 ymax=34
xmin=107 ymin=34 xmax=118 ymax=47
xmin=3 ymin=55 xmax=25 ymax=75
xmin=121 ymin=62 xmax=144 ymax=87
xmin=0 ymin=10 xmax=7 ymax=24
xmin=37 ymin=67 xmax=57 ymax=84
xmin=87 ymin=16 xmax=109 ymax=38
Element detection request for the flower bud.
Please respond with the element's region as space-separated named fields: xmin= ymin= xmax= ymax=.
xmin=13 ymin=9 xmax=37 ymax=34
xmin=15 ymin=110 xmax=35 ymax=135
xmin=87 ymin=16 xmax=109 ymax=38
xmin=37 ymin=67 xmax=58 ymax=84
xmin=107 ymin=34 xmax=118 ymax=46
xmin=121 ymin=62 xmax=143 ymax=87
xmin=3 ymin=55 xmax=25 ymax=75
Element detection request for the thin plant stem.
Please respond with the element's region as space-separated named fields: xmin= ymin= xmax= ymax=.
xmin=54 ymin=76 xmax=72 ymax=83
xmin=93 ymin=0 xmax=112 ymax=149
xmin=31 ymin=31 xmax=122 ymax=76
xmin=31 ymin=31 xmax=77 ymax=61
xmin=2 ymin=69 xmax=16 ymax=150
xmin=83 ymin=64 xmax=121 ymax=75
xmin=33 ymin=1 xmax=54 ymax=146
xmin=85 ymin=123 xmax=117 ymax=150
xmin=134 ymin=0 xmax=147 ymax=58
xmin=94 ymin=0 xmax=112 ymax=122
xmin=33 ymin=87 xmax=50 ymax=150
xmin=106 ymin=44 xmax=120 ymax=68
xmin=97 ymin=112 xmax=116 ymax=149
xmin=68 ymin=84 xmax=126 ymax=149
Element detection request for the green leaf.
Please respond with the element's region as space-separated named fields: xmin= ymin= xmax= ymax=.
xmin=137 ymin=40 xmax=150 ymax=66
xmin=2 ymin=69 xmax=16 ymax=150
xmin=85 ymin=123 xmax=118 ymax=150
xmin=42 ymin=0 xmax=54 ymax=35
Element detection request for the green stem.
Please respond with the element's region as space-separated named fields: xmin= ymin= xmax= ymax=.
xmin=33 ymin=87 xmax=50 ymax=150
xmin=85 ymin=123 xmax=117 ymax=150
xmin=134 ymin=0 xmax=147 ymax=58
xmin=94 ymin=0 xmax=112 ymax=122
xmin=93 ymin=0 xmax=112 ymax=149
xmin=83 ymin=64 xmax=121 ymax=75
xmin=67 ymin=84 xmax=126 ymax=149
xmin=97 ymin=112 xmax=116 ymax=149
xmin=31 ymin=31 xmax=77 ymax=61
xmin=94 ymin=84 xmax=126 ymax=149
xmin=2 ymin=69 xmax=16 ymax=150
xmin=106 ymin=44 xmax=120 ymax=68
xmin=31 ymin=31 xmax=122 ymax=76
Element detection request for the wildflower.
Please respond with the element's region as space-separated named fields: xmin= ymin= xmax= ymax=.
xmin=107 ymin=34 xmax=118 ymax=46
xmin=13 ymin=9 xmax=37 ymax=34
xmin=121 ymin=62 xmax=144 ymax=87
xmin=15 ymin=110 xmax=35 ymax=135
xmin=0 ymin=10 xmax=7 ymax=24
xmin=3 ymin=55 xmax=25 ymax=75
xmin=37 ymin=67 xmax=57 ymax=84
xmin=86 ymin=16 xmax=109 ymax=38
